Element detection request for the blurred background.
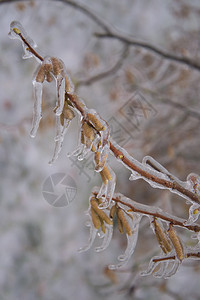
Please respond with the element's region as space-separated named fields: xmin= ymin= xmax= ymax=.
xmin=0 ymin=0 xmax=200 ymax=299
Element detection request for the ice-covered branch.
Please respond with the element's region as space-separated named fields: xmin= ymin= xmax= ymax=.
xmin=91 ymin=190 xmax=200 ymax=233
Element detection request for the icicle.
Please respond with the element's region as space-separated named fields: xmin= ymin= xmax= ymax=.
xmin=49 ymin=116 xmax=70 ymax=165
xmin=95 ymin=224 xmax=113 ymax=252
xmin=140 ymin=257 xmax=162 ymax=277
xmin=78 ymin=224 xmax=98 ymax=253
xmin=9 ymin=21 xmax=38 ymax=60
xmin=30 ymin=80 xmax=43 ymax=138
xmin=163 ymin=260 xmax=180 ymax=279
xmin=109 ymin=221 xmax=140 ymax=270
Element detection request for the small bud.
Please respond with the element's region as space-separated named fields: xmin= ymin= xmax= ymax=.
xmin=13 ymin=27 xmax=21 ymax=34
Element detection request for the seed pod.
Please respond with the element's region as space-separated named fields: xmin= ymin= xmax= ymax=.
xmin=153 ymin=219 xmax=171 ymax=254
xmin=91 ymin=144 xmax=96 ymax=152
xmin=60 ymin=113 xmax=64 ymax=126
xmin=117 ymin=208 xmax=132 ymax=236
xmin=81 ymin=130 xmax=85 ymax=144
xmin=100 ymin=170 xmax=107 ymax=185
xmin=63 ymin=107 xmax=75 ymax=120
xmin=46 ymin=72 xmax=53 ymax=82
xmin=87 ymin=113 xmax=105 ymax=131
xmin=82 ymin=123 xmax=95 ymax=141
xmin=90 ymin=199 xmax=112 ymax=225
xmin=116 ymin=211 xmax=124 ymax=234
xmin=110 ymin=204 xmax=117 ymax=219
xmin=168 ymin=225 xmax=184 ymax=261
xmin=51 ymin=57 xmax=62 ymax=76
xmin=91 ymin=207 xmax=101 ymax=229
xmin=65 ymin=76 xmax=71 ymax=93
xmin=101 ymin=219 xmax=106 ymax=234
xmin=94 ymin=151 xmax=100 ymax=165
xmin=101 ymin=165 xmax=112 ymax=181
xmin=36 ymin=65 xmax=45 ymax=83
xmin=44 ymin=63 xmax=53 ymax=73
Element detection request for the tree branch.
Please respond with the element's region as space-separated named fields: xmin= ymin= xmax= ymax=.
xmin=76 ymin=45 xmax=129 ymax=89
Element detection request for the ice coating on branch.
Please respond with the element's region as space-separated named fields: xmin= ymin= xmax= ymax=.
xmin=49 ymin=115 xmax=71 ymax=165
xmin=30 ymin=80 xmax=43 ymax=138
xmin=9 ymin=21 xmax=38 ymax=60
xmin=185 ymin=203 xmax=200 ymax=225
xmin=187 ymin=173 xmax=200 ymax=195
xmin=111 ymin=138 xmax=197 ymax=203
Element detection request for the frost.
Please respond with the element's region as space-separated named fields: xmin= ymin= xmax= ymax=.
xmin=30 ymin=80 xmax=43 ymax=138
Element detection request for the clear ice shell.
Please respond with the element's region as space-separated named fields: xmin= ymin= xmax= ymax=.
xmin=78 ymin=224 xmax=98 ymax=253
xmin=9 ymin=21 xmax=37 ymax=60
xmin=49 ymin=116 xmax=71 ymax=165
xmin=30 ymin=80 xmax=43 ymax=138
xmin=95 ymin=224 xmax=113 ymax=252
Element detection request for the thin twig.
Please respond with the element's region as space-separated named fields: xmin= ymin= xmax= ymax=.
xmin=76 ymin=45 xmax=129 ymax=88
xmin=3 ymin=0 xmax=200 ymax=72
xmin=12 ymin=19 xmax=200 ymax=216
xmin=92 ymin=191 xmax=200 ymax=233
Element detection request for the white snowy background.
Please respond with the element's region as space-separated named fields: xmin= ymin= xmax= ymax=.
xmin=0 ymin=0 xmax=200 ymax=299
